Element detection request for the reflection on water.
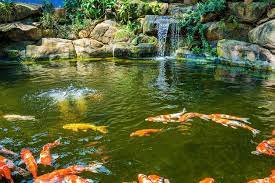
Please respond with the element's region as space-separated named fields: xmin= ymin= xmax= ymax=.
xmin=0 ymin=59 xmax=274 ymax=183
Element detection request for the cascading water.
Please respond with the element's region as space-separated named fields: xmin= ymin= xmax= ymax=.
xmin=170 ymin=21 xmax=180 ymax=56
xmin=155 ymin=17 xmax=171 ymax=57
xmin=155 ymin=16 xmax=180 ymax=57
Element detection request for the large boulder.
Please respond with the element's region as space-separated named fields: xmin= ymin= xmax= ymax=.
xmin=1 ymin=41 xmax=34 ymax=60
xmin=26 ymin=38 xmax=76 ymax=60
xmin=0 ymin=3 xmax=41 ymax=23
xmin=217 ymin=39 xmax=275 ymax=69
xmin=0 ymin=22 xmax=42 ymax=41
xmin=228 ymin=2 xmax=269 ymax=23
xmin=113 ymin=42 xmax=157 ymax=58
xmin=143 ymin=15 xmax=159 ymax=36
xmin=90 ymin=20 xmax=118 ymax=44
xmin=206 ymin=21 xmax=252 ymax=42
xmin=249 ymin=19 xmax=275 ymax=54
xmin=168 ymin=3 xmax=193 ymax=16
xmin=72 ymin=38 xmax=112 ymax=58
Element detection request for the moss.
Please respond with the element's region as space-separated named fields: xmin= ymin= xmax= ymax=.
xmin=114 ymin=28 xmax=135 ymax=42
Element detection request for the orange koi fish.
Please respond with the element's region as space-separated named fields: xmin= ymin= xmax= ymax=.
xmin=0 ymin=161 xmax=14 ymax=183
xmin=0 ymin=155 xmax=29 ymax=177
xmin=272 ymin=130 xmax=275 ymax=135
xmin=35 ymin=163 xmax=107 ymax=183
xmin=207 ymin=114 xmax=250 ymax=123
xmin=63 ymin=175 xmax=94 ymax=183
xmin=39 ymin=140 xmax=61 ymax=166
xmin=138 ymin=174 xmax=170 ymax=183
xmin=252 ymin=138 xmax=275 ymax=156
xmin=148 ymin=175 xmax=170 ymax=183
xmin=145 ymin=109 xmax=186 ymax=123
xmin=247 ymin=170 xmax=275 ymax=183
xmin=178 ymin=113 xmax=205 ymax=123
xmin=20 ymin=148 xmax=38 ymax=178
xmin=199 ymin=178 xmax=215 ymax=183
xmin=208 ymin=117 xmax=260 ymax=135
xmin=130 ymin=129 xmax=162 ymax=137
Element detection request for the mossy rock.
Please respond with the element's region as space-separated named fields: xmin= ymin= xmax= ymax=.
xmin=114 ymin=28 xmax=135 ymax=43
xmin=131 ymin=34 xmax=158 ymax=46
xmin=228 ymin=2 xmax=269 ymax=23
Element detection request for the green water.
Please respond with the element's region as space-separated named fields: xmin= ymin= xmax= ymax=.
xmin=0 ymin=59 xmax=274 ymax=183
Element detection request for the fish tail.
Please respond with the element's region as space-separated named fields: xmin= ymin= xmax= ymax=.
xmin=97 ymin=126 xmax=108 ymax=134
xmin=182 ymin=108 xmax=187 ymax=114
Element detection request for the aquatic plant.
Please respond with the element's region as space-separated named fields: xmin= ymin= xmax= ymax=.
xmin=179 ymin=0 xmax=226 ymax=55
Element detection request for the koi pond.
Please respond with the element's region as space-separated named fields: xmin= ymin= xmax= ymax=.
xmin=0 ymin=59 xmax=274 ymax=182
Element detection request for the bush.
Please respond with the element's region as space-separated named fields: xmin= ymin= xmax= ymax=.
xmin=179 ymin=0 xmax=226 ymax=55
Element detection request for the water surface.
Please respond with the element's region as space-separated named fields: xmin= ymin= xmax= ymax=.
xmin=0 ymin=59 xmax=274 ymax=182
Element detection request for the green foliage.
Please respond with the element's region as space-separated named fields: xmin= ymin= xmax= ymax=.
xmin=64 ymin=0 xmax=116 ymax=22
xmin=179 ymin=0 xmax=226 ymax=55
xmin=0 ymin=1 xmax=13 ymax=22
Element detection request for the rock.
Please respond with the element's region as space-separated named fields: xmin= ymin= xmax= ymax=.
xmin=228 ymin=2 xmax=269 ymax=23
xmin=113 ymin=42 xmax=157 ymax=58
xmin=0 ymin=22 xmax=42 ymax=41
xmin=26 ymin=38 xmax=76 ymax=60
xmin=90 ymin=20 xmax=118 ymax=44
xmin=166 ymin=0 xmax=198 ymax=4
xmin=2 ymin=41 xmax=34 ymax=60
xmin=267 ymin=8 xmax=275 ymax=19
xmin=131 ymin=34 xmax=158 ymax=46
xmin=168 ymin=3 xmax=193 ymax=16
xmin=200 ymin=13 xmax=219 ymax=23
xmin=217 ymin=39 xmax=275 ymax=69
xmin=131 ymin=43 xmax=158 ymax=58
xmin=0 ymin=3 xmax=41 ymax=23
xmin=206 ymin=21 xmax=252 ymax=42
xmin=143 ymin=15 xmax=158 ymax=36
xmin=249 ymin=19 xmax=275 ymax=53
xmin=73 ymin=38 xmax=105 ymax=58
xmin=113 ymin=29 xmax=135 ymax=43
xmin=78 ymin=30 xmax=90 ymax=39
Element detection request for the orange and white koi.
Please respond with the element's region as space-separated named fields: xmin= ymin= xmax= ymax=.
xmin=145 ymin=109 xmax=186 ymax=123
xmin=178 ymin=113 xmax=205 ymax=123
xmin=208 ymin=117 xmax=260 ymax=135
xmin=247 ymin=170 xmax=275 ymax=183
xmin=148 ymin=175 xmax=170 ymax=183
xmin=252 ymin=138 xmax=275 ymax=156
xmin=62 ymin=175 xmax=94 ymax=183
xmin=21 ymin=148 xmax=38 ymax=178
xmin=207 ymin=114 xmax=250 ymax=123
xmin=39 ymin=140 xmax=61 ymax=166
xmin=138 ymin=174 xmax=170 ymax=183
xmin=35 ymin=163 xmax=108 ymax=183
xmin=199 ymin=178 xmax=215 ymax=183
xmin=130 ymin=129 xmax=162 ymax=137
xmin=0 ymin=161 xmax=14 ymax=183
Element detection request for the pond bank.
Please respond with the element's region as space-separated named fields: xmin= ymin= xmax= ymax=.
xmin=0 ymin=1 xmax=274 ymax=70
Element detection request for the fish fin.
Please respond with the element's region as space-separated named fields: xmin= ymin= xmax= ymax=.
xmin=182 ymin=108 xmax=187 ymax=114
xmin=97 ymin=126 xmax=108 ymax=134
xmin=86 ymin=163 xmax=111 ymax=175
xmin=36 ymin=158 xmax=41 ymax=164
xmin=230 ymin=126 xmax=238 ymax=129
xmin=241 ymin=118 xmax=251 ymax=124
xmin=252 ymin=129 xmax=260 ymax=136
xmin=17 ymin=160 xmax=24 ymax=166
xmin=251 ymin=150 xmax=261 ymax=155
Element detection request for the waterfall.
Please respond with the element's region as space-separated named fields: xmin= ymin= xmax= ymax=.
xmin=155 ymin=17 xmax=171 ymax=57
xmin=155 ymin=16 xmax=179 ymax=57
xmin=170 ymin=22 xmax=180 ymax=56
